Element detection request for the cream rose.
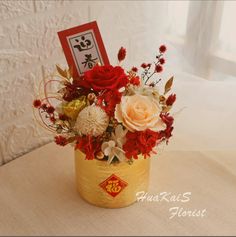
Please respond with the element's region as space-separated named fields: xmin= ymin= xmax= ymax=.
xmin=115 ymin=94 xmax=166 ymax=132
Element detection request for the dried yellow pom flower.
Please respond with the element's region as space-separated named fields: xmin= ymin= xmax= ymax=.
xmin=62 ymin=96 xmax=89 ymax=120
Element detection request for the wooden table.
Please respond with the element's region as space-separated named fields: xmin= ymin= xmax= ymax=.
xmin=0 ymin=142 xmax=235 ymax=236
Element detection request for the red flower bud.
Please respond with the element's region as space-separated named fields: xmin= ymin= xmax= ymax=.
xmin=155 ymin=65 xmax=163 ymax=73
xmin=159 ymin=45 xmax=167 ymax=53
xmin=118 ymin=47 xmax=126 ymax=62
xmin=147 ymin=63 xmax=152 ymax=67
xmin=166 ymin=94 xmax=176 ymax=106
xmin=33 ymin=99 xmax=41 ymax=108
xmin=159 ymin=58 xmax=165 ymax=65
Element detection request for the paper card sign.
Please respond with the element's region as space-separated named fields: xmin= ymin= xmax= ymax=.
xmin=57 ymin=21 xmax=110 ymax=78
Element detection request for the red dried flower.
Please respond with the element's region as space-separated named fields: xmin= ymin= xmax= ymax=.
xmin=159 ymin=58 xmax=165 ymax=65
xmin=141 ymin=63 xmax=147 ymax=69
xmin=159 ymin=45 xmax=167 ymax=53
xmin=59 ymin=114 xmax=68 ymax=121
xmin=155 ymin=65 xmax=163 ymax=73
xmin=131 ymin=67 xmax=138 ymax=72
xmin=147 ymin=63 xmax=152 ymax=67
xmin=62 ymin=78 xmax=92 ymax=102
xmin=160 ymin=113 xmax=174 ymax=127
xmin=118 ymin=47 xmax=126 ymax=62
xmin=75 ymin=135 xmax=101 ymax=160
xmin=33 ymin=99 xmax=41 ymax=108
xmin=123 ymin=129 xmax=160 ymax=159
xmin=166 ymin=94 xmax=176 ymax=106
xmin=160 ymin=113 xmax=174 ymax=141
xmin=97 ymin=89 xmax=122 ymax=117
xmin=163 ymin=126 xmax=174 ymax=141
xmin=130 ymin=76 xmax=140 ymax=86
xmin=55 ymin=135 xmax=68 ymax=146
xmin=46 ymin=106 xmax=55 ymax=114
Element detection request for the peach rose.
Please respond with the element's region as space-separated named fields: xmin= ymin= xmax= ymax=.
xmin=115 ymin=94 xmax=166 ymax=132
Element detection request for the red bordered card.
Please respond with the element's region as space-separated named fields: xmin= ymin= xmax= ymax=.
xmin=57 ymin=21 xmax=110 ymax=78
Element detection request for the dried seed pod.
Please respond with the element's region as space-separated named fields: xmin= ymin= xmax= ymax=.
xmin=87 ymin=93 xmax=96 ymax=102
xmin=96 ymin=151 xmax=104 ymax=160
xmin=159 ymin=95 xmax=166 ymax=103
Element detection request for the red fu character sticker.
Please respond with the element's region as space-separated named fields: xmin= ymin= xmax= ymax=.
xmin=57 ymin=21 xmax=110 ymax=78
xmin=99 ymin=174 xmax=128 ymax=198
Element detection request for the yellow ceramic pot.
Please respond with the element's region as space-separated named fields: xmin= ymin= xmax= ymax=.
xmin=74 ymin=149 xmax=151 ymax=208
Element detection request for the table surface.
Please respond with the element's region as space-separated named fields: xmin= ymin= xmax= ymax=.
xmin=0 ymin=142 xmax=236 ymax=236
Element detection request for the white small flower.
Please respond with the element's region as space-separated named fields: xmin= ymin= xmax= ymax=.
xmin=126 ymin=84 xmax=160 ymax=99
xmin=74 ymin=105 xmax=109 ymax=137
xmin=101 ymin=140 xmax=126 ymax=164
xmin=101 ymin=125 xmax=127 ymax=164
xmin=111 ymin=124 xmax=127 ymax=148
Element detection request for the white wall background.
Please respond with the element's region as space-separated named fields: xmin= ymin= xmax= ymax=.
xmin=0 ymin=1 xmax=176 ymax=165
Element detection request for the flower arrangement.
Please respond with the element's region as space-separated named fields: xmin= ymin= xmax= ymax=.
xmin=33 ymin=45 xmax=176 ymax=164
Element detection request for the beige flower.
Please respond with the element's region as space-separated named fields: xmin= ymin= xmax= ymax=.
xmin=74 ymin=105 xmax=109 ymax=137
xmin=115 ymin=94 xmax=165 ymax=132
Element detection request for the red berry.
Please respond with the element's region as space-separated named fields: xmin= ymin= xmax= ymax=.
xmin=141 ymin=63 xmax=147 ymax=69
xmin=159 ymin=58 xmax=165 ymax=65
xmin=155 ymin=65 xmax=163 ymax=73
xmin=131 ymin=67 xmax=138 ymax=72
xmin=159 ymin=45 xmax=167 ymax=53
xmin=33 ymin=99 xmax=41 ymax=108
xmin=46 ymin=106 xmax=55 ymax=114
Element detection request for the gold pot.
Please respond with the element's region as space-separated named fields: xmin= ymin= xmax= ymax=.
xmin=74 ymin=149 xmax=151 ymax=208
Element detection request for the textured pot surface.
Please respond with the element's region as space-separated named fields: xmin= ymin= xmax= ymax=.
xmin=74 ymin=150 xmax=150 ymax=208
